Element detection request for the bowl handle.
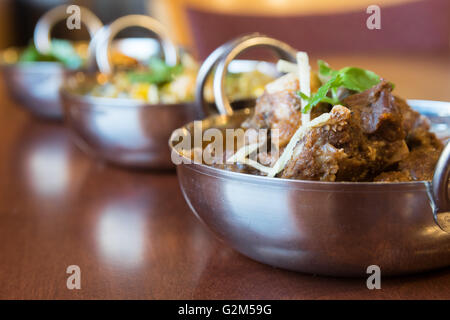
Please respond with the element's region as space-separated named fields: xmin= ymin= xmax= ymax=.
xmin=212 ymin=35 xmax=298 ymax=116
xmin=194 ymin=33 xmax=263 ymax=117
xmin=430 ymin=142 xmax=450 ymax=233
xmin=195 ymin=34 xmax=297 ymax=117
xmin=94 ymin=15 xmax=178 ymax=74
xmin=34 ymin=5 xmax=103 ymax=55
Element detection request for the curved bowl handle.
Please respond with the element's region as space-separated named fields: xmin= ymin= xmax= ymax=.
xmin=34 ymin=5 xmax=103 ymax=55
xmin=94 ymin=15 xmax=178 ymax=74
xmin=194 ymin=33 xmax=261 ymax=117
xmin=430 ymin=142 xmax=450 ymax=233
xmin=213 ymin=35 xmax=298 ymax=115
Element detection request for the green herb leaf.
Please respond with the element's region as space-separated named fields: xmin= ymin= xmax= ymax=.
xmin=298 ymin=92 xmax=310 ymax=100
xmin=19 ymin=39 xmax=82 ymax=69
xmin=19 ymin=45 xmax=42 ymax=62
xmin=127 ymin=57 xmax=183 ymax=85
xmin=318 ymin=60 xmax=338 ymax=77
xmin=338 ymin=66 xmax=380 ymax=92
xmin=49 ymin=39 xmax=82 ymax=69
xmin=298 ymin=60 xmax=387 ymax=113
xmin=300 ymin=73 xmax=342 ymax=114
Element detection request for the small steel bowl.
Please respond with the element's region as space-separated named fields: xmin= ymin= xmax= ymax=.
xmin=1 ymin=61 xmax=69 ymax=119
xmin=61 ymin=85 xmax=197 ymax=169
xmin=0 ymin=5 xmax=102 ymax=120
xmin=170 ymin=34 xmax=450 ymax=276
xmin=61 ymin=14 xmax=189 ymax=169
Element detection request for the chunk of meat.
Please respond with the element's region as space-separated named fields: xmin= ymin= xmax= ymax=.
xmin=375 ymin=145 xmax=442 ymax=182
xmin=342 ymin=80 xmax=404 ymax=141
xmin=395 ymin=96 xmax=422 ymax=133
xmin=281 ymin=105 xmax=351 ymax=181
xmin=242 ymin=89 xmax=302 ymax=148
xmin=242 ymin=73 xmax=329 ymax=148
xmin=398 ymin=146 xmax=442 ymax=181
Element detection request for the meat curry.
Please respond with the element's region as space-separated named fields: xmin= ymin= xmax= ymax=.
xmin=202 ymin=55 xmax=443 ymax=182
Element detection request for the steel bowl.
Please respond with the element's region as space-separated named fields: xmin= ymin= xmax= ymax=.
xmin=0 ymin=5 xmax=102 ymax=120
xmin=61 ymin=15 xmax=191 ymax=169
xmin=170 ymin=34 xmax=450 ymax=276
xmin=61 ymin=88 xmax=197 ymax=169
xmin=1 ymin=61 xmax=68 ymax=119
xmin=171 ymin=102 xmax=450 ymax=277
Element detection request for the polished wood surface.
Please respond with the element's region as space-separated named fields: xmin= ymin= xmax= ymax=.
xmin=0 ymin=53 xmax=449 ymax=299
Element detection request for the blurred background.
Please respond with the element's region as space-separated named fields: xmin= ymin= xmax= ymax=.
xmin=0 ymin=0 xmax=448 ymax=58
xmin=0 ymin=0 xmax=448 ymax=101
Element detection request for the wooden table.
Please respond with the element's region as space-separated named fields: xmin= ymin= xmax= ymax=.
xmin=0 ymin=53 xmax=449 ymax=299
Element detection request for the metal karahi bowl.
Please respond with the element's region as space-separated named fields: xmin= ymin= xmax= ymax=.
xmin=1 ymin=61 xmax=69 ymax=119
xmin=0 ymin=5 xmax=102 ymax=120
xmin=61 ymin=15 xmax=193 ymax=169
xmin=61 ymin=82 xmax=197 ymax=169
xmin=170 ymin=35 xmax=450 ymax=277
